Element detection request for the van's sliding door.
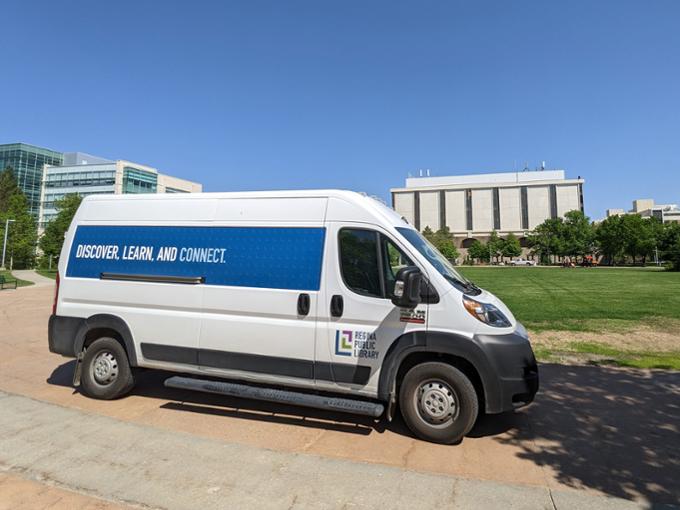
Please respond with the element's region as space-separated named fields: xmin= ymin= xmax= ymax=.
xmin=198 ymin=197 xmax=327 ymax=388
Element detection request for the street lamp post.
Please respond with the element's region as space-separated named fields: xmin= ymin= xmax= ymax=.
xmin=1 ymin=219 xmax=16 ymax=270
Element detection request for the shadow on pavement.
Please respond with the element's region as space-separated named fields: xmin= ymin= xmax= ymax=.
xmin=496 ymin=363 xmax=680 ymax=505
xmin=47 ymin=360 xmax=398 ymax=437
xmin=47 ymin=360 xmax=680 ymax=504
xmin=46 ymin=360 xmax=516 ymax=440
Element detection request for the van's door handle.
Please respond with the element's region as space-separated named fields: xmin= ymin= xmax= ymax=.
xmin=297 ymin=293 xmax=310 ymax=316
xmin=330 ymin=295 xmax=344 ymax=317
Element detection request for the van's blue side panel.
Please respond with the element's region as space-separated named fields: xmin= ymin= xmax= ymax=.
xmin=66 ymin=225 xmax=326 ymax=291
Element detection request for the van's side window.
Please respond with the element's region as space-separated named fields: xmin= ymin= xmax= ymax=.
xmin=381 ymin=236 xmax=415 ymax=298
xmin=339 ymin=229 xmax=382 ymax=297
xmin=339 ymin=229 xmax=415 ymax=299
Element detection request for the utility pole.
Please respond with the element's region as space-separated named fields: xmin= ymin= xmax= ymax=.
xmin=1 ymin=219 xmax=15 ymax=270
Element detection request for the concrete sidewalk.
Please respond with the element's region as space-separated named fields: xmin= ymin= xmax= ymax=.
xmin=0 ymin=391 xmax=654 ymax=510
xmin=0 ymin=471 xmax=126 ymax=510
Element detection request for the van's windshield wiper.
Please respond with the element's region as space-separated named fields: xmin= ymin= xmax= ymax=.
xmin=443 ymin=274 xmax=481 ymax=294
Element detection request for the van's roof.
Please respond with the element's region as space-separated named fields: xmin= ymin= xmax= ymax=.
xmin=83 ymin=189 xmax=374 ymax=202
xmin=79 ymin=189 xmax=410 ymax=228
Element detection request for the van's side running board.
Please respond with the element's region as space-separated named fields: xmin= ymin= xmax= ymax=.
xmin=164 ymin=376 xmax=385 ymax=418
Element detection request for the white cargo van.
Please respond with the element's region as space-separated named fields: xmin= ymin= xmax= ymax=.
xmin=49 ymin=190 xmax=538 ymax=444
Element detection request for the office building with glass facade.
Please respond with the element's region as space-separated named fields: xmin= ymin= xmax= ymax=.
xmin=391 ymin=170 xmax=585 ymax=258
xmin=39 ymin=155 xmax=202 ymax=229
xmin=0 ymin=143 xmax=64 ymax=216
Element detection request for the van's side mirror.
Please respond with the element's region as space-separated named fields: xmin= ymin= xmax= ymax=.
xmin=391 ymin=266 xmax=423 ymax=309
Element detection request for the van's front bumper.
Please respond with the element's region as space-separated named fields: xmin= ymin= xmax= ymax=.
xmin=475 ymin=322 xmax=539 ymax=413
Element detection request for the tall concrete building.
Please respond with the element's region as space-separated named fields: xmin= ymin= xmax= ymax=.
xmin=0 ymin=143 xmax=63 ymax=216
xmin=391 ymin=170 xmax=585 ymax=254
xmin=606 ymin=198 xmax=680 ymax=224
xmin=39 ymin=153 xmax=202 ymax=229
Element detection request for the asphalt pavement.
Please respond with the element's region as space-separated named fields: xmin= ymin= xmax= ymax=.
xmin=0 ymin=285 xmax=678 ymax=509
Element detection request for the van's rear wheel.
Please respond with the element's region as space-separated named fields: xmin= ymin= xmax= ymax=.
xmin=399 ymin=362 xmax=478 ymax=444
xmin=80 ymin=337 xmax=135 ymax=400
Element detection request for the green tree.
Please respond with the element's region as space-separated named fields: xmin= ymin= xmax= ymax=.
xmin=595 ymin=215 xmax=625 ymax=265
xmin=0 ymin=190 xmax=37 ymax=269
xmin=562 ymin=210 xmax=595 ymax=261
xmin=502 ymin=232 xmax=522 ymax=259
xmin=0 ymin=166 xmax=19 ymax=213
xmin=620 ymin=214 xmax=656 ymax=265
xmin=467 ymin=239 xmax=490 ymax=263
xmin=487 ymin=230 xmax=505 ymax=262
xmin=421 ymin=226 xmax=435 ymax=242
xmin=528 ymin=217 xmax=564 ymax=264
xmin=659 ymin=222 xmax=680 ymax=271
xmin=432 ymin=226 xmax=460 ymax=263
xmin=640 ymin=217 xmax=664 ymax=266
xmin=39 ymin=194 xmax=83 ymax=263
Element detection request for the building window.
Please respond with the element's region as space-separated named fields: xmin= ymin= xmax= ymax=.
xmin=439 ymin=190 xmax=446 ymax=231
xmin=461 ymin=238 xmax=477 ymax=249
xmin=492 ymin=188 xmax=501 ymax=230
xmin=520 ymin=186 xmax=529 ymax=230
xmin=549 ymin=185 xmax=558 ymax=219
xmin=165 ymin=187 xmax=189 ymax=193
xmin=44 ymin=170 xmax=115 ymax=188
xmin=414 ymin=192 xmax=421 ymax=231
xmin=578 ymin=183 xmax=584 ymax=212
xmin=123 ymin=167 xmax=158 ymax=194
xmin=465 ymin=189 xmax=473 ymax=231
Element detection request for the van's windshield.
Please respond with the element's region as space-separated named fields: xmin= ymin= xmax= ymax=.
xmin=396 ymin=227 xmax=481 ymax=295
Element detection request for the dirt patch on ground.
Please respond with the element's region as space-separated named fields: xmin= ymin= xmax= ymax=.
xmin=530 ymin=318 xmax=680 ymax=353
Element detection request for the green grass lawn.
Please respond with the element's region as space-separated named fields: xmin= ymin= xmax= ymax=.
xmin=36 ymin=269 xmax=58 ymax=280
xmin=0 ymin=269 xmax=33 ymax=287
xmin=457 ymin=266 xmax=680 ymax=369
xmin=458 ymin=266 xmax=680 ymax=331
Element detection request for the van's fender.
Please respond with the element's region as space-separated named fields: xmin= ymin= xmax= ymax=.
xmin=378 ymin=330 xmax=502 ymax=415
xmin=72 ymin=314 xmax=138 ymax=367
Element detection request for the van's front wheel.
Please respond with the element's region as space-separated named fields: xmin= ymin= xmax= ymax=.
xmin=399 ymin=362 xmax=478 ymax=444
xmin=79 ymin=337 xmax=135 ymax=400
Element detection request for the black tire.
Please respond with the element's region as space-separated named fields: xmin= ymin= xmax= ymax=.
xmin=399 ymin=362 xmax=479 ymax=444
xmin=79 ymin=337 xmax=135 ymax=400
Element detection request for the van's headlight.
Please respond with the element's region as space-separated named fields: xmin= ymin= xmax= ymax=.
xmin=463 ymin=297 xmax=511 ymax=327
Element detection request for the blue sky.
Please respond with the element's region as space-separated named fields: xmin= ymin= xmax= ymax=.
xmin=2 ymin=1 xmax=679 ymax=219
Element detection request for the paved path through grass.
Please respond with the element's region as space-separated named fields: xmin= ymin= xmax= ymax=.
xmin=11 ymin=269 xmax=55 ymax=288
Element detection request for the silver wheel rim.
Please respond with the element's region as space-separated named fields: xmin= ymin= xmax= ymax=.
xmin=415 ymin=379 xmax=458 ymax=427
xmin=91 ymin=350 xmax=119 ymax=386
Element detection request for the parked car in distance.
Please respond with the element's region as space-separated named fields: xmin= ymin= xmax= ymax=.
xmin=510 ymin=258 xmax=537 ymax=266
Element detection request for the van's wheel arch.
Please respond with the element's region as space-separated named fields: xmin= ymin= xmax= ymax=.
xmin=398 ymin=361 xmax=479 ymax=444
xmin=79 ymin=337 xmax=135 ymax=400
